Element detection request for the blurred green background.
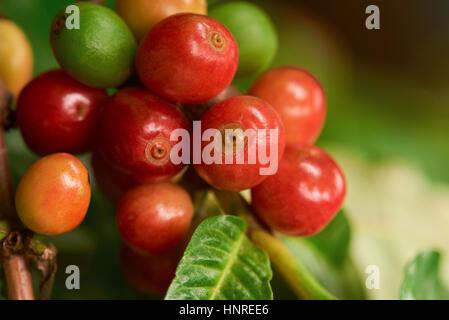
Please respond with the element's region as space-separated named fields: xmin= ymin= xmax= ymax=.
xmin=1 ymin=0 xmax=448 ymax=299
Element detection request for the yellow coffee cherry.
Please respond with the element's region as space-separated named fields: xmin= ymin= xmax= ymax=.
xmin=0 ymin=19 xmax=33 ymax=97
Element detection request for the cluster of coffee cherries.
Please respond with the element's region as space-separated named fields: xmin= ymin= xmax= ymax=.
xmin=13 ymin=1 xmax=346 ymax=296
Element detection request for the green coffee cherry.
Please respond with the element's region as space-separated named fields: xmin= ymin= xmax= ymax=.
xmin=50 ymin=2 xmax=137 ymax=88
xmin=210 ymin=2 xmax=278 ymax=78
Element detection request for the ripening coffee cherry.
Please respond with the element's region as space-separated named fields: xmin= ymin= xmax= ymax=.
xmin=136 ymin=13 xmax=238 ymax=104
xmin=91 ymin=152 xmax=139 ymax=203
xmin=17 ymin=70 xmax=107 ymax=156
xmin=116 ymin=183 xmax=194 ymax=254
xmin=251 ymin=144 xmax=346 ymax=236
xmin=15 ymin=153 xmax=91 ymax=236
xmin=116 ymin=0 xmax=207 ymax=41
xmin=97 ymin=87 xmax=190 ymax=184
xmin=50 ymin=2 xmax=137 ymax=88
xmin=194 ymin=96 xmax=285 ymax=191
xmin=120 ymin=244 xmax=180 ymax=297
xmin=0 ymin=18 xmax=33 ymax=97
xmin=249 ymin=66 xmax=327 ymax=144
xmin=209 ymin=2 xmax=277 ymax=78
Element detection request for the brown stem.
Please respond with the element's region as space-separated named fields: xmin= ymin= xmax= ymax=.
xmin=2 ymin=257 xmax=33 ymax=299
xmin=0 ymin=126 xmax=18 ymax=228
xmin=25 ymin=238 xmax=57 ymax=300
xmin=0 ymin=79 xmax=19 ymax=229
xmin=37 ymin=248 xmax=57 ymax=300
xmin=0 ymin=79 xmax=35 ymax=300
xmin=0 ymin=80 xmax=15 ymax=131
xmin=1 ymin=232 xmax=34 ymax=300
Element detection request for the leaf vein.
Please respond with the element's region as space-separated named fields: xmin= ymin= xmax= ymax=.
xmin=209 ymin=231 xmax=244 ymax=299
xmin=229 ymin=269 xmax=256 ymax=299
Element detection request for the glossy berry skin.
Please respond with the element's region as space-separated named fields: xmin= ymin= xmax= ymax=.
xmin=116 ymin=0 xmax=207 ymax=41
xmin=91 ymin=152 xmax=139 ymax=203
xmin=251 ymin=144 xmax=346 ymax=236
xmin=97 ymin=87 xmax=190 ymax=184
xmin=209 ymin=2 xmax=277 ymax=78
xmin=194 ymin=96 xmax=285 ymax=191
xmin=136 ymin=13 xmax=238 ymax=104
xmin=120 ymin=244 xmax=180 ymax=297
xmin=50 ymin=2 xmax=137 ymax=88
xmin=116 ymin=183 xmax=193 ymax=254
xmin=0 ymin=19 xmax=33 ymax=97
xmin=17 ymin=70 xmax=107 ymax=156
xmin=249 ymin=66 xmax=326 ymax=144
xmin=15 ymin=153 xmax=91 ymax=236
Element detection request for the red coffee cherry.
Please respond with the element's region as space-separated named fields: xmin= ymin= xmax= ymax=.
xmin=116 ymin=182 xmax=193 ymax=254
xmin=97 ymin=87 xmax=190 ymax=184
xmin=136 ymin=13 xmax=238 ymax=104
xmin=91 ymin=152 xmax=139 ymax=203
xmin=249 ymin=66 xmax=326 ymax=144
xmin=15 ymin=153 xmax=91 ymax=235
xmin=16 ymin=70 xmax=107 ymax=156
xmin=120 ymin=244 xmax=180 ymax=297
xmin=194 ymin=96 xmax=285 ymax=191
xmin=251 ymin=144 xmax=346 ymax=236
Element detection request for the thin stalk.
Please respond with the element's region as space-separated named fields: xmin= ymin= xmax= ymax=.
xmin=251 ymin=230 xmax=337 ymax=300
xmin=212 ymin=189 xmax=337 ymax=300
xmin=0 ymin=79 xmax=35 ymax=300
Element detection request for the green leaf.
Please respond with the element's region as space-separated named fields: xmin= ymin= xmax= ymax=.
xmin=212 ymin=190 xmax=338 ymax=300
xmin=252 ymin=230 xmax=337 ymax=300
xmin=305 ymin=210 xmax=351 ymax=268
xmin=278 ymin=210 xmax=365 ymax=299
xmin=165 ymin=215 xmax=273 ymax=300
xmin=399 ymin=250 xmax=449 ymax=300
xmin=280 ymin=235 xmax=365 ymax=299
